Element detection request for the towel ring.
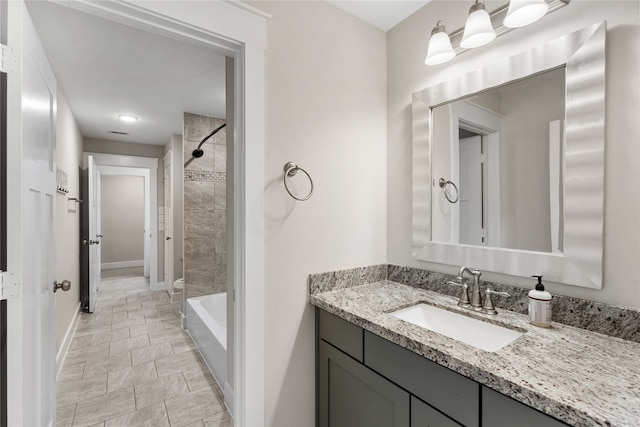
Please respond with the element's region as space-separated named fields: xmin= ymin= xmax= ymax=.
xmin=439 ymin=178 xmax=459 ymax=204
xmin=284 ymin=162 xmax=313 ymax=201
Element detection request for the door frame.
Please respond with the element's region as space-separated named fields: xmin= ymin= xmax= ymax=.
xmin=64 ymin=2 xmax=268 ymax=425
xmin=97 ymin=165 xmax=152 ymax=278
xmin=449 ymin=101 xmax=502 ymax=247
xmin=85 ymin=153 xmax=159 ymax=289
xmin=162 ymin=150 xmax=174 ymax=293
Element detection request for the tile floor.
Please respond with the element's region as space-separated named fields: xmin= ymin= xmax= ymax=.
xmin=56 ymin=271 xmax=232 ymax=427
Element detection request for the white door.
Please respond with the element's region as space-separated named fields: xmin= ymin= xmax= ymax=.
xmin=163 ymin=152 xmax=174 ymax=292
xmin=3 ymin=1 xmax=57 ymax=425
xmin=459 ymin=136 xmax=487 ymax=246
xmin=87 ymin=155 xmax=101 ymax=312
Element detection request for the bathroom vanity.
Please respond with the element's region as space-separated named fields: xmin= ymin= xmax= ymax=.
xmin=310 ymin=271 xmax=640 ymax=427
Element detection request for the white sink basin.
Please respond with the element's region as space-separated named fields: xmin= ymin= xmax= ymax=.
xmin=390 ymin=303 xmax=524 ymax=352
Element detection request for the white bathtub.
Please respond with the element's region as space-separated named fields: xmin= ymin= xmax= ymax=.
xmin=186 ymin=293 xmax=227 ymax=393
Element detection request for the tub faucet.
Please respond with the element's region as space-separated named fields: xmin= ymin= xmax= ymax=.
xmin=458 ymin=266 xmax=483 ymax=311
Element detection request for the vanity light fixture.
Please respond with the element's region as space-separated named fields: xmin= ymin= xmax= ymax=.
xmin=424 ymin=0 xmax=570 ymax=66
xmin=460 ymin=0 xmax=496 ymax=49
xmin=503 ymin=0 xmax=549 ymax=28
xmin=424 ymin=20 xmax=456 ymax=65
xmin=118 ymin=114 xmax=138 ymax=122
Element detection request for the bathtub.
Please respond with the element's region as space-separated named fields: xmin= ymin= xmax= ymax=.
xmin=185 ymin=293 xmax=227 ymax=393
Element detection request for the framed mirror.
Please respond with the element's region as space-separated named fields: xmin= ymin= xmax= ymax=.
xmin=412 ymin=21 xmax=606 ymax=289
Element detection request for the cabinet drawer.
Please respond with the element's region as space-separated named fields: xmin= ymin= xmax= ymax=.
xmin=365 ymin=332 xmax=479 ymax=427
xmin=318 ymin=309 xmax=363 ymax=362
xmin=482 ymin=387 xmax=569 ymax=427
xmin=411 ymin=396 xmax=462 ymax=427
xmin=319 ymin=340 xmax=410 ymax=427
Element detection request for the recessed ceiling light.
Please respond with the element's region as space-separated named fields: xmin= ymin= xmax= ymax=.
xmin=118 ymin=114 xmax=138 ymax=122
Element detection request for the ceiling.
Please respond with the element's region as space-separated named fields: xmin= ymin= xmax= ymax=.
xmin=25 ymin=1 xmax=427 ymax=147
xmin=326 ymin=0 xmax=431 ymax=31
xmin=27 ymin=2 xmax=226 ymax=146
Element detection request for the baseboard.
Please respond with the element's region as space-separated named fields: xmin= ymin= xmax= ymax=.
xmin=224 ymin=381 xmax=234 ymax=415
xmin=101 ymin=260 xmax=144 ymax=270
xmin=150 ymin=280 xmax=165 ymax=292
xmin=56 ymin=302 xmax=81 ymax=379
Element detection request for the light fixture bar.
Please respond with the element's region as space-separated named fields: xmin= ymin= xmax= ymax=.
xmin=449 ymin=0 xmax=570 ymax=54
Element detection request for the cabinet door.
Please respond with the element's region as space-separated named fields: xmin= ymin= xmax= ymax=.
xmin=482 ymin=387 xmax=569 ymax=427
xmin=411 ymin=397 xmax=462 ymax=427
xmin=319 ymin=341 xmax=410 ymax=427
xmin=365 ymin=332 xmax=479 ymax=427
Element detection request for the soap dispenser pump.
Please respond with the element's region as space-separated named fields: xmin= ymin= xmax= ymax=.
xmin=528 ymin=275 xmax=552 ymax=328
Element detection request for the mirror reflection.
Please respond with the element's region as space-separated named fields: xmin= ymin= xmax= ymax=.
xmin=430 ymin=67 xmax=565 ymax=253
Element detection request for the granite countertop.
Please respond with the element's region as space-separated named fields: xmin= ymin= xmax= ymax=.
xmin=309 ymin=280 xmax=640 ymax=427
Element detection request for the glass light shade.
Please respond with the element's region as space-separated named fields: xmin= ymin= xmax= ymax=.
xmin=118 ymin=114 xmax=138 ymax=122
xmin=503 ymin=0 xmax=549 ymax=28
xmin=460 ymin=9 xmax=496 ymax=49
xmin=425 ymin=31 xmax=455 ymax=65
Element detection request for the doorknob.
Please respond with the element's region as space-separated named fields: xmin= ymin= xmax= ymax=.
xmin=53 ymin=280 xmax=71 ymax=293
xmin=89 ymin=240 xmax=100 ymax=245
xmin=96 ymin=234 xmax=104 ymax=238
xmin=83 ymin=239 xmax=88 ymax=245
xmin=166 ymin=236 xmax=172 ymax=240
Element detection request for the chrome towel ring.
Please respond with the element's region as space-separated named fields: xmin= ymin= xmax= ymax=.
xmin=439 ymin=178 xmax=459 ymax=203
xmin=284 ymin=162 xmax=313 ymax=201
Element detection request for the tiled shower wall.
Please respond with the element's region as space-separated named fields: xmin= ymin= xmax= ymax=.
xmin=183 ymin=112 xmax=227 ymax=298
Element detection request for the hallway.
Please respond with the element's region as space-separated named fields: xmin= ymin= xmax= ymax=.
xmin=55 ymin=271 xmax=232 ymax=427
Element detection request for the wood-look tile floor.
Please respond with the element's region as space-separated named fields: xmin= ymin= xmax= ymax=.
xmin=56 ymin=273 xmax=232 ymax=427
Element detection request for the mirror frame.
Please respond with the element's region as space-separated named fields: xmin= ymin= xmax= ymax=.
xmin=412 ymin=21 xmax=606 ymax=289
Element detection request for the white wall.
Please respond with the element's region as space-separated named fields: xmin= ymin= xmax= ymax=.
xmin=53 ymin=88 xmax=82 ymax=355
xmin=387 ymin=1 xmax=640 ymax=308
xmin=249 ymin=1 xmax=387 ymax=425
xmin=84 ymin=137 xmax=164 ymax=158
xmin=499 ymin=73 xmax=564 ymax=252
xmin=100 ymin=175 xmax=145 ymax=265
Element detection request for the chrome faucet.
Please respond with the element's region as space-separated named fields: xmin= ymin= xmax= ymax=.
xmin=458 ymin=266 xmax=483 ymax=311
xmin=448 ymin=266 xmax=510 ymax=315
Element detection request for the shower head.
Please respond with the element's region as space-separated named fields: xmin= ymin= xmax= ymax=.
xmin=191 ymin=122 xmax=226 ymax=159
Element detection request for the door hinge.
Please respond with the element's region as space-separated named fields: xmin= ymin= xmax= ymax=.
xmin=0 ymin=44 xmax=18 ymax=74
xmin=0 ymin=271 xmax=20 ymax=300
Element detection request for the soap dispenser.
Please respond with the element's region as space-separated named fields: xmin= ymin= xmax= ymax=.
xmin=528 ymin=275 xmax=552 ymax=328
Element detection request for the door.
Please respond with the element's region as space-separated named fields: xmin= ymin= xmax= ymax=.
xmin=84 ymin=155 xmax=101 ymax=313
xmin=1 ymin=1 xmax=9 ymax=424
xmin=411 ymin=396 xmax=462 ymax=427
xmin=319 ymin=340 xmax=410 ymax=427
xmin=163 ymin=151 xmax=174 ymax=292
xmin=3 ymin=1 xmax=57 ymax=425
xmin=459 ymin=135 xmax=487 ymax=246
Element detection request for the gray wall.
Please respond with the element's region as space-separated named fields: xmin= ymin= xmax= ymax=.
xmin=247 ymin=2 xmax=388 ymax=425
xmin=387 ymin=0 xmax=640 ymax=308
xmin=84 ymin=137 xmax=165 ymax=158
xmin=100 ymin=175 xmax=145 ymax=266
xmin=183 ymin=112 xmax=227 ymax=298
xmin=166 ymin=133 xmax=184 ymax=281
xmin=54 ymin=88 xmax=83 ymax=358
xmin=225 ymin=55 xmax=235 ymax=393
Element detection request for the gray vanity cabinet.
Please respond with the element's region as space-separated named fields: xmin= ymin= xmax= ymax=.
xmin=316 ymin=308 xmax=568 ymax=427
xmin=411 ymin=397 xmax=463 ymax=427
xmin=481 ymin=387 xmax=569 ymax=427
xmin=318 ymin=340 xmax=410 ymax=427
xmin=365 ymin=331 xmax=478 ymax=427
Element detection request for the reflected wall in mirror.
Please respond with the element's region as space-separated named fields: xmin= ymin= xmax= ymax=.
xmin=412 ymin=21 xmax=605 ymax=289
xmin=431 ymin=68 xmax=565 ymax=253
